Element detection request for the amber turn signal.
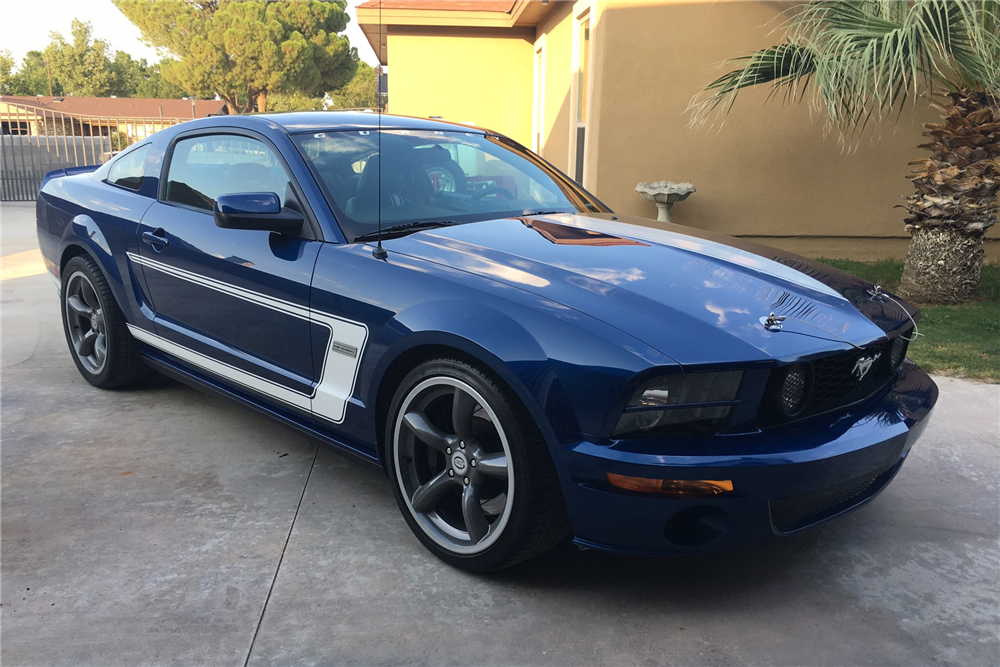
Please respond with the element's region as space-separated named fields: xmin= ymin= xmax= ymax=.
xmin=607 ymin=473 xmax=734 ymax=497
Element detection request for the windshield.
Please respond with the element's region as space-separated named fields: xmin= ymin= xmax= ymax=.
xmin=292 ymin=129 xmax=608 ymax=241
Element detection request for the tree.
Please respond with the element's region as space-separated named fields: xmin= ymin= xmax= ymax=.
xmin=329 ymin=61 xmax=380 ymax=110
xmin=110 ymin=50 xmax=144 ymax=97
xmin=107 ymin=54 xmax=186 ymax=98
xmin=0 ymin=51 xmax=15 ymax=93
xmin=114 ymin=0 xmax=358 ymax=114
xmin=134 ymin=62 xmax=186 ymax=99
xmin=267 ymin=91 xmax=327 ymax=111
xmin=45 ymin=19 xmax=117 ymax=96
xmin=689 ymin=1 xmax=1000 ymax=304
xmin=2 ymin=50 xmax=62 ymax=96
xmin=18 ymin=51 xmax=61 ymax=96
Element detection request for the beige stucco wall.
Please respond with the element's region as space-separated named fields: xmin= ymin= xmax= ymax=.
xmin=372 ymin=0 xmax=997 ymax=260
xmin=582 ymin=0 xmax=998 ymax=257
xmin=386 ymin=26 xmax=535 ymax=147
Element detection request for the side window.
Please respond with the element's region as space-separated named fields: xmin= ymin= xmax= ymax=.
xmin=164 ymin=135 xmax=292 ymax=212
xmin=108 ymin=145 xmax=149 ymax=192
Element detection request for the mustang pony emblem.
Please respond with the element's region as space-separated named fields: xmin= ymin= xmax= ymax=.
xmin=853 ymin=353 xmax=881 ymax=380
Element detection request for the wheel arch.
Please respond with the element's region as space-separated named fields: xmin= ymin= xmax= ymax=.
xmin=57 ymin=215 xmax=138 ymax=322
xmin=58 ymin=215 xmax=118 ymax=282
xmin=59 ymin=243 xmax=90 ymax=272
xmin=370 ymin=332 xmax=555 ymax=471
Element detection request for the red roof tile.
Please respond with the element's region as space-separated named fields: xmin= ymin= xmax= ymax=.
xmin=358 ymin=1 xmax=515 ymax=12
xmin=0 ymin=96 xmax=225 ymax=119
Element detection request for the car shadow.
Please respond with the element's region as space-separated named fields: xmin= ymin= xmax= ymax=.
xmin=493 ymin=530 xmax=829 ymax=596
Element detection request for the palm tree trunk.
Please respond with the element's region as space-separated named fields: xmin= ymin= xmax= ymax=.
xmin=899 ymin=226 xmax=984 ymax=302
xmin=898 ymin=89 xmax=999 ymax=304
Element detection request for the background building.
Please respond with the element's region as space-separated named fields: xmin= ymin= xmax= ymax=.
xmin=0 ymin=96 xmax=223 ymax=200
xmin=357 ymin=0 xmax=999 ymax=259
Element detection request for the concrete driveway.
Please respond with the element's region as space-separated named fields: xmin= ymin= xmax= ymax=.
xmin=2 ymin=201 xmax=998 ymax=666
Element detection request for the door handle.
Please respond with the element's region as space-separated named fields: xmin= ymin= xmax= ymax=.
xmin=142 ymin=229 xmax=169 ymax=248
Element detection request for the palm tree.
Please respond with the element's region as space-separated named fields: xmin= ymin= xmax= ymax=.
xmin=689 ymin=1 xmax=999 ymax=304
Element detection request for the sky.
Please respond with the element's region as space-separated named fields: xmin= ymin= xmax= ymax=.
xmin=0 ymin=0 xmax=378 ymax=67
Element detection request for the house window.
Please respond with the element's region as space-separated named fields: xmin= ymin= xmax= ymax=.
xmin=1 ymin=121 xmax=30 ymax=136
xmin=532 ymin=37 xmax=546 ymax=153
xmin=571 ymin=9 xmax=591 ymax=184
xmin=577 ymin=18 xmax=589 ymax=125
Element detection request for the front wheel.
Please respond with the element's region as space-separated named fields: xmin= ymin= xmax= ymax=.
xmin=386 ymin=357 xmax=570 ymax=572
xmin=61 ymin=254 xmax=152 ymax=388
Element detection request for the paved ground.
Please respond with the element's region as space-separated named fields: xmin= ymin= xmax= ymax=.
xmin=2 ymin=201 xmax=999 ymax=666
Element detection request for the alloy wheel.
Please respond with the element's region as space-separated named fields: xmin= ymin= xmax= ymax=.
xmin=393 ymin=376 xmax=515 ymax=554
xmin=64 ymin=270 xmax=108 ymax=374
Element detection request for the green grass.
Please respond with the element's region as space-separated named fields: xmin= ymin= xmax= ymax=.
xmin=818 ymin=258 xmax=1000 ymax=383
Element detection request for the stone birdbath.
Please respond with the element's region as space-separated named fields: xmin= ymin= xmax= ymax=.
xmin=635 ymin=181 xmax=696 ymax=223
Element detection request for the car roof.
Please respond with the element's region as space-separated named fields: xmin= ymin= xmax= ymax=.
xmin=248 ymin=111 xmax=491 ymax=135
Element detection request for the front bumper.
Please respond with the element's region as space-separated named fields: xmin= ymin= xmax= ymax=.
xmin=552 ymin=361 xmax=937 ymax=555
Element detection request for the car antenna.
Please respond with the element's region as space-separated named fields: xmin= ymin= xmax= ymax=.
xmin=372 ymin=0 xmax=388 ymax=260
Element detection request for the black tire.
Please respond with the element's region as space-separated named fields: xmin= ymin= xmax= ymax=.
xmin=385 ymin=357 xmax=570 ymax=572
xmin=60 ymin=254 xmax=153 ymax=389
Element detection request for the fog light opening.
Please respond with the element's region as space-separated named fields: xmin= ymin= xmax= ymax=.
xmin=607 ymin=473 xmax=734 ymax=497
xmin=663 ymin=506 xmax=729 ymax=547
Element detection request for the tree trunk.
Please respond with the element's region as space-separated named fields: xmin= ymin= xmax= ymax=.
xmin=256 ymin=90 xmax=267 ymax=113
xmin=897 ymin=89 xmax=999 ymax=304
xmin=899 ymin=226 xmax=984 ymax=304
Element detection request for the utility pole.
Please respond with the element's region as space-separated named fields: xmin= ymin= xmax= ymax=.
xmin=46 ymin=59 xmax=53 ymax=97
xmin=190 ymin=96 xmax=197 ymax=119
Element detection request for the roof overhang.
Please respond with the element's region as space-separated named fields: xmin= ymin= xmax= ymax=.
xmin=356 ymin=0 xmax=553 ymax=65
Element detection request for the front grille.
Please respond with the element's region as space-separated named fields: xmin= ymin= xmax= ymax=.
xmin=758 ymin=334 xmax=903 ymax=428
xmin=769 ymin=464 xmax=896 ymax=533
xmin=809 ymin=340 xmax=892 ymax=412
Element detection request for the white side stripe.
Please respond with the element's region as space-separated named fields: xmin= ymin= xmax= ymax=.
xmin=129 ymin=252 xmax=368 ymax=424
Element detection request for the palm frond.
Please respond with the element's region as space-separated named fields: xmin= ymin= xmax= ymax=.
xmin=689 ymin=0 xmax=1000 ymax=142
xmin=688 ymin=43 xmax=816 ymax=128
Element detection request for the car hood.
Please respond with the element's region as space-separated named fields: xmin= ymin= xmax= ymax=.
xmin=383 ymin=213 xmax=916 ymax=366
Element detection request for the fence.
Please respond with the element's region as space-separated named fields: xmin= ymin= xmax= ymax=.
xmin=1 ymin=101 xmax=189 ymax=201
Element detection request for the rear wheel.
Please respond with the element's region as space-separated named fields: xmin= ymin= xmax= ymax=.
xmin=61 ymin=255 xmax=152 ymax=388
xmin=386 ymin=357 xmax=570 ymax=571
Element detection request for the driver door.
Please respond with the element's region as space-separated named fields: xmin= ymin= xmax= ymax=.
xmin=135 ymin=131 xmax=322 ymax=415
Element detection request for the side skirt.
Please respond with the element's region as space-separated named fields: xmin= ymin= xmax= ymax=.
xmin=141 ymin=350 xmax=385 ymax=474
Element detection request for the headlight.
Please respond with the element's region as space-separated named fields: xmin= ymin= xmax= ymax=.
xmin=778 ymin=364 xmax=809 ymax=416
xmin=612 ymin=370 xmax=743 ymax=438
xmin=890 ymin=332 xmax=910 ymax=371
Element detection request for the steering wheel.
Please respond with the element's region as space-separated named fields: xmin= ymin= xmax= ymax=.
xmin=471 ymin=185 xmax=514 ymax=201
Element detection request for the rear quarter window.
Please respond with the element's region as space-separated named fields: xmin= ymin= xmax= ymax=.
xmin=107 ymin=145 xmax=150 ymax=192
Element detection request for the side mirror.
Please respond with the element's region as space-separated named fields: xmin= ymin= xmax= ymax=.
xmin=214 ymin=192 xmax=303 ymax=234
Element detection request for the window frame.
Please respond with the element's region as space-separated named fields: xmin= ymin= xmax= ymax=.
xmin=157 ymin=127 xmax=322 ymax=240
xmin=104 ymin=142 xmax=152 ymax=194
xmin=569 ymin=2 xmax=595 ymax=187
xmin=532 ymin=34 xmax=547 ymax=154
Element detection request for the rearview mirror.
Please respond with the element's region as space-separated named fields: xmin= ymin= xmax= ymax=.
xmin=214 ymin=192 xmax=303 ymax=234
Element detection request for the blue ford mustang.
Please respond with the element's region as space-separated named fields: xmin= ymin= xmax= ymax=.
xmin=36 ymin=112 xmax=937 ymax=571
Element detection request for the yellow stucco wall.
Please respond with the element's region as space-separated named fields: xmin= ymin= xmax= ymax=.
xmin=584 ymin=0 xmax=998 ymax=253
xmin=386 ymin=26 xmax=535 ymax=147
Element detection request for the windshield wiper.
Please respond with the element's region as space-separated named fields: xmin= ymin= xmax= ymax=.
xmin=522 ymin=209 xmax=575 ymax=217
xmin=353 ymin=220 xmax=460 ymax=244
